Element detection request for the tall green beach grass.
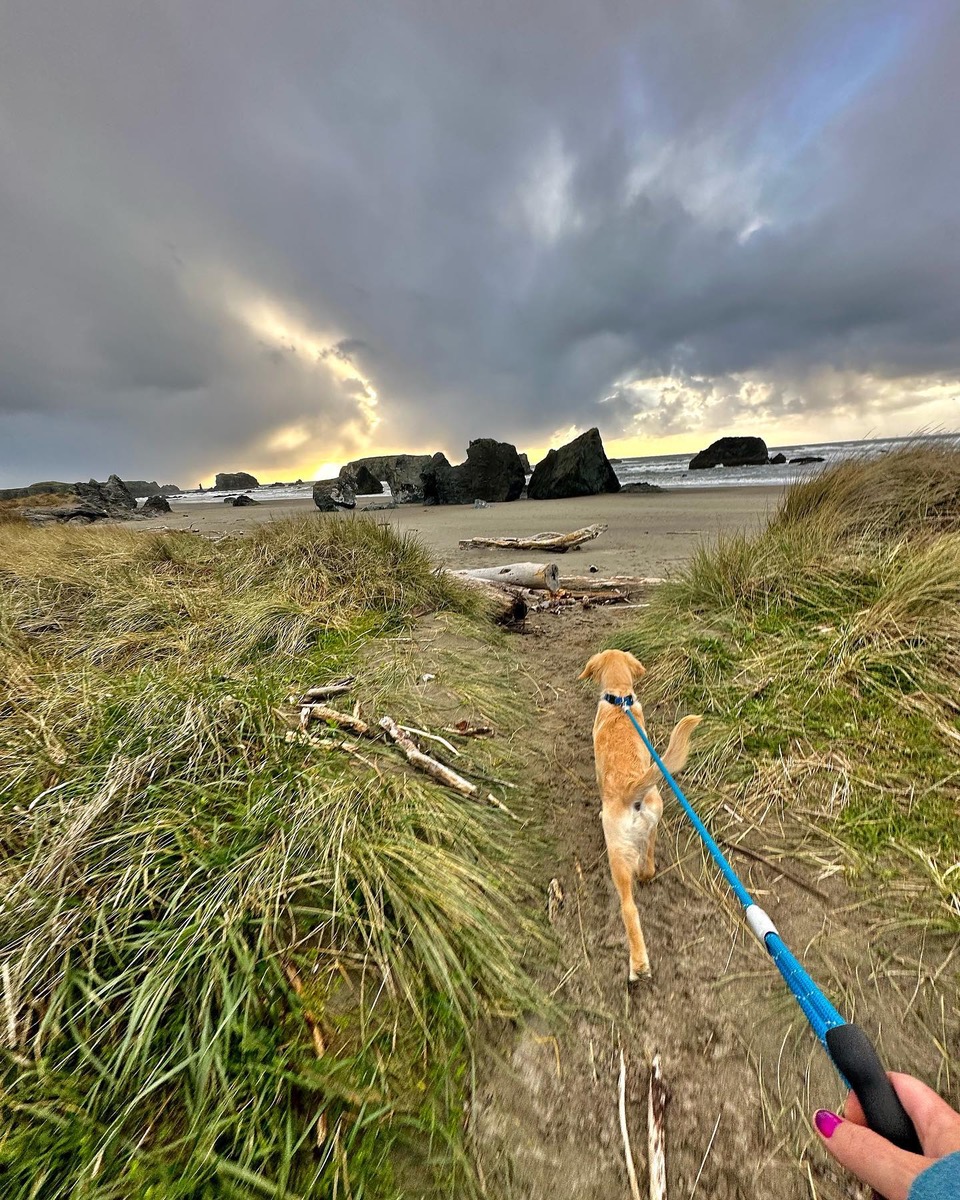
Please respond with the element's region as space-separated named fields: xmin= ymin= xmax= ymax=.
xmin=0 ymin=516 xmax=533 ymax=1198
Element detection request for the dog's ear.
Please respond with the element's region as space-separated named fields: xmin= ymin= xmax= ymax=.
xmin=579 ymin=652 xmax=603 ymax=681
xmin=625 ymin=652 xmax=647 ymax=681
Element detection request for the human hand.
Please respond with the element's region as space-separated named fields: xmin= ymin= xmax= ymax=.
xmin=814 ymin=1073 xmax=960 ymax=1200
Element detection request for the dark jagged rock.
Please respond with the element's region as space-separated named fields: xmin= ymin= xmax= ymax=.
xmin=339 ymin=454 xmax=433 ymax=502
xmin=790 ymin=455 xmax=826 ymax=465
xmin=103 ymin=475 xmax=138 ymax=510
xmin=72 ymin=475 xmax=138 ymax=515
xmin=620 ymin=481 xmax=667 ymax=493
xmin=420 ymin=439 xmax=526 ymax=505
xmin=768 ymin=452 xmax=787 ymax=465
xmin=341 ymin=463 xmax=384 ymax=495
xmin=230 ymin=494 xmax=258 ymax=507
xmin=215 ymin=471 xmax=260 ymax=490
xmin=142 ymin=494 xmax=172 ymax=514
xmin=421 ymin=453 xmax=462 ymax=505
xmin=519 ymin=452 xmax=532 ymax=473
xmin=528 ymin=428 xmax=621 ymax=500
xmin=689 ymin=437 xmax=769 ymax=470
xmin=312 ymin=478 xmax=356 ymax=511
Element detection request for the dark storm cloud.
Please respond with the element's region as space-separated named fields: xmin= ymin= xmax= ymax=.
xmin=0 ymin=0 xmax=958 ymax=485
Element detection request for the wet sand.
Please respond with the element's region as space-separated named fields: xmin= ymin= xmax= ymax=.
xmin=124 ymin=486 xmax=785 ymax=576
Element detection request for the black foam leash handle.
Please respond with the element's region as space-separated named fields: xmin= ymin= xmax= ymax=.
xmin=825 ymin=1024 xmax=922 ymax=1153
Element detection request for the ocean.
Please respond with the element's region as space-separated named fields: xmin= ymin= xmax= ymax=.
xmin=167 ymin=435 xmax=954 ymax=504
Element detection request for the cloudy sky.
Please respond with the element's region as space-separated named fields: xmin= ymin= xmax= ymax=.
xmin=1 ymin=0 xmax=958 ymax=487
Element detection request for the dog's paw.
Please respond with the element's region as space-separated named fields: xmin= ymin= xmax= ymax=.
xmin=627 ymin=966 xmax=653 ymax=989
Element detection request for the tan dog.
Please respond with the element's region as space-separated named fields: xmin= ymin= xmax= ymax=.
xmin=579 ymin=649 xmax=701 ymax=982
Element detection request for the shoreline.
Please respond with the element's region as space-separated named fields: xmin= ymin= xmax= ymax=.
xmin=119 ymin=484 xmax=786 ymax=576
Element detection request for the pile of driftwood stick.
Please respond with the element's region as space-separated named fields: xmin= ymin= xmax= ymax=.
xmin=280 ymin=677 xmax=515 ymax=817
xmin=447 ymin=560 xmax=664 ymax=624
xmin=445 ymin=525 xmax=663 ymax=623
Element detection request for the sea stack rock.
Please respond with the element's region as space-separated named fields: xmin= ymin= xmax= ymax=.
xmin=420 ymin=440 xmax=526 ymax=505
xmin=688 ymin=437 xmax=769 ymax=469
xmin=527 ymin=428 xmax=621 ymax=499
xmin=215 ymin=471 xmax=260 ymax=490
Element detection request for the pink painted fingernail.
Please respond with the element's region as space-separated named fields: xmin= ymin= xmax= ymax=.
xmin=815 ymin=1110 xmax=842 ymax=1139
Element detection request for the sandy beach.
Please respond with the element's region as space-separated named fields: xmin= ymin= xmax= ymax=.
xmin=120 ymin=486 xmax=786 ymax=577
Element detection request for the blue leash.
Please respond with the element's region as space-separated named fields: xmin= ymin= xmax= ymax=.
xmin=605 ymin=692 xmax=921 ymax=1152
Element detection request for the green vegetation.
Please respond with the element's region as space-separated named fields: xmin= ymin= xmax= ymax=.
xmin=615 ymin=443 xmax=960 ymax=930
xmin=0 ymin=516 xmax=534 ymax=1198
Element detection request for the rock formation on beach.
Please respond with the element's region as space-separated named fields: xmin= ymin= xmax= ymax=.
xmin=620 ymin=481 xmax=667 ymax=493
xmin=688 ymin=436 xmax=770 ymax=469
xmin=215 ymin=471 xmax=259 ymax=490
xmin=421 ymin=439 xmax=526 ymax=505
xmin=14 ymin=475 xmax=167 ymax=523
xmin=527 ymin=428 xmax=621 ymax=499
xmin=142 ymin=493 xmax=172 ymax=514
xmin=790 ymin=455 xmax=826 ymax=464
xmin=342 ymin=463 xmax=384 ymax=495
xmin=339 ymin=454 xmax=433 ymax=502
xmin=312 ymin=477 xmax=357 ymax=511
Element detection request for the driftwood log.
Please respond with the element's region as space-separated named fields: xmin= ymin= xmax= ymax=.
xmin=648 ymin=1054 xmax=667 ymax=1200
xmin=559 ymin=575 xmax=665 ymax=594
xmin=451 ymin=562 xmax=560 ymax=591
xmin=448 ymin=574 xmax=528 ymax=624
xmin=458 ymin=524 xmax=607 ymax=552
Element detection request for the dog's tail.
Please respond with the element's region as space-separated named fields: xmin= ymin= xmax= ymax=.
xmin=636 ymin=714 xmax=702 ymax=792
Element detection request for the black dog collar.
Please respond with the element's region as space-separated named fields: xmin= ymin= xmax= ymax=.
xmin=603 ymin=693 xmax=635 ymax=707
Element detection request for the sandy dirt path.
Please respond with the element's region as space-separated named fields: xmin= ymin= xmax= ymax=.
xmin=469 ymin=605 xmax=954 ymax=1200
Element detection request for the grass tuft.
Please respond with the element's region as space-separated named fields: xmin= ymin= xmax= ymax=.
xmin=0 ymin=515 xmax=533 ymax=1198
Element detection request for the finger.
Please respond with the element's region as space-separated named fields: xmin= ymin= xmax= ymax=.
xmin=884 ymin=1074 xmax=960 ymax=1157
xmin=813 ymin=1110 xmax=931 ymax=1200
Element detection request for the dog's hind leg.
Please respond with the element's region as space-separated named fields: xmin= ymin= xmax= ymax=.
xmin=607 ymin=843 xmax=650 ymax=982
xmin=635 ymin=786 xmax=663 ymax=884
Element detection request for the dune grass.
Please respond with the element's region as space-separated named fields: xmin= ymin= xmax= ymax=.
xmin=614 ymin=442 xmax=960 ymax=930
xmin=0 ymin=515 xmax=536 ymax=1198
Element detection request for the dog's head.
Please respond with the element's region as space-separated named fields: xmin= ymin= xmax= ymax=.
xmin=578 ymin=649 xmax=646 ymax=694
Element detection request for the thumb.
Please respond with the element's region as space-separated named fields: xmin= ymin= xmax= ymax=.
xmin=813 ymin=1110 xmax=932 ymax=1200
